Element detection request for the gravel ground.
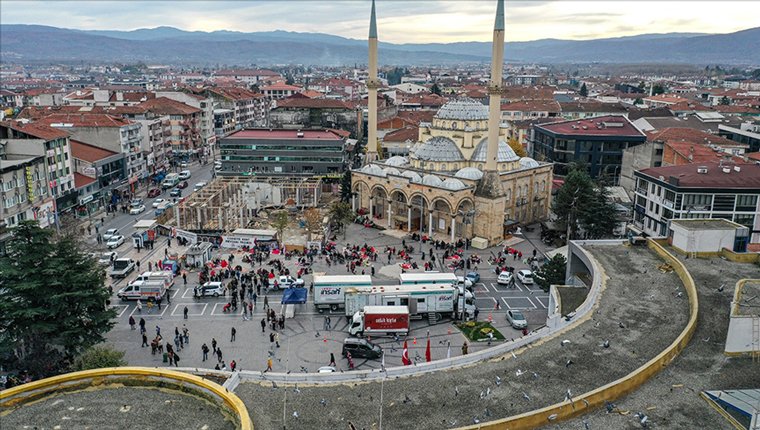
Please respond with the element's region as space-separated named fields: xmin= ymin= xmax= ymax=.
xmin=1 ymin=385 xmax=236 ymax=430
xmin=559 ymin=252 xmax=760 ymax=430
xmin=235 ymin=245 xmax=691 ymax=430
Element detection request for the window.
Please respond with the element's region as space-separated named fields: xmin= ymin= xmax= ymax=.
xmin=736 ymin=195 xmax=758 ymax=212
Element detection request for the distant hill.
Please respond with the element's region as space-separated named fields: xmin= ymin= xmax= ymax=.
xmin=1 ymin=24 xmax=758 ymax=65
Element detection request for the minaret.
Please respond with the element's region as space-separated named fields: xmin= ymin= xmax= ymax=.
xmin=365 ymin=0 xmax=380 ymax=163
xmin=485 ymin=0 xmax=505 ymax=173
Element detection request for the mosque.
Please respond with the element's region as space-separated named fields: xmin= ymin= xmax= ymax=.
xmin=351 ymin=0 xmax=554 ymax=246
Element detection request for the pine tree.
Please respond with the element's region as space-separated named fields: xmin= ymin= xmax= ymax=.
xmin=534 ymin=254 xmax=567 ymax=291
xmin=579 ymin=83 xmax=588 ymax=97
xmin=340 ymin=170 xmax=353 ymax=203
xmin=0 ymin=221 xmax=116 ymax=377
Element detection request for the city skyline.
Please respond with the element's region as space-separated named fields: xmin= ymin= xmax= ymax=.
xmin=2 ymin=1 xmax=759 ymax=44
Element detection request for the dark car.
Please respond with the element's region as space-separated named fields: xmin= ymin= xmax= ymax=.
xmin=177 ymin=181 xmax=189 ymax=189
xmin=147 ymin=188 xmax=161 ymax=198
xmin=342 ymin=337 xmax=382 ymax=359
xmin=169 ymin=188 xmax=182 ymax=197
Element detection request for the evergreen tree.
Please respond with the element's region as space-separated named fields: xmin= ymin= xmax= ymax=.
xmin=652 ymin=84 xmax=666 ymax=95
xmin=579 ymin=83 xmax=588 ymax=97
xmin=580 ymin=184 xmax=619 ymax=239
xmin=340 ymin=170 xmax=353 ymax=203
xmin=534 ymin=254 xmax=567 ymax=291
xmin=0 ymin=221 xmax=116 ymax=377
xmin=72 ymin=345 xmax=126 ymax=371
xmin=552 ymin=166 xmax=595 ymax=241
xmin=329 ymin=201 xmax=355 ymax=239
xmin=430 ymin=83 xmax=442 ymax=96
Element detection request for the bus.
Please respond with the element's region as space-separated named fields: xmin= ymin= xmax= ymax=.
xmin=313 ymin=275 xmax=372 ymax=311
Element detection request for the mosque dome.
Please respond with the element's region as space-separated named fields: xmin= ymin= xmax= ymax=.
xmin=383 ymin=167 xmax=400 ymax=176
xmin=412 ymin=136 xmax=464 ymax=162
xmin=435 ymin=98 xmax=490 ymax=121
xmin=360 ymin=164 xmax=386 ymax=177
xmin=519 ymin=157 xmax=540 ymax=169
xmin=385 ymin=156 xmax=408 ymax=167
xmin=441 ymin=178 xmax=467 ymax=191
xmin=454 ymin=167 xmax=484 ymax=180
xmin=421 ymin=174 xmax=443 ymax=187
xmin=401 ymin=170 xmax=422 ymax=183
xmin=472 ymin=138 xmax=520 ymax=163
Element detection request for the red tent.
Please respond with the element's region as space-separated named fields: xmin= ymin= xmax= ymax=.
xmin=402 ymin=340 xmax=411 ymax=366
xmin=220 ymin=260 xmax=228 ymax=268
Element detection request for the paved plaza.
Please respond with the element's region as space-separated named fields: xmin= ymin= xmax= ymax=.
xmin=105 ymin=222 xmax=552 ymax=373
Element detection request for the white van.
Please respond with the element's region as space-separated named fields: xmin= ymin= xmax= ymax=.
xmin=117 ymin=280 xmax=167 ymax=302
xmin=128 ymin=271 xmax=174 ymax=289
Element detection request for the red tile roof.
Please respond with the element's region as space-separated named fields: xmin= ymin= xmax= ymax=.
xmin=275 ymin=98 xmax=354 ymax=109
xmin=36 ymin=113 xmax=134 ymax=128
xmin=70 ymin=139 xmax=118 ymax=162
xmin=138 ymin=97 xmax=201 ymax=115
xmin=536 ymin=115 xmax=645 ymax=137
xmin=501 ymin=86 xmax=555 ymax=102
xmin=746 ymin=152 xmax=760 ymax=161
xmin=647 ymin=127 xmax=741 ymax=148
xmin=299 ymin=90 xmax=324 ymax=99
xmin=1 ymin=120 xmax=70 ymax=140
xmin=383 ymin=126 xmax=418 ymax=143
xmin=501 ymin=100 xmax=561 ymax=113
xmin=398 ymin=110 xmax=435 ymax=124
xmin=712 ymin=105 xmax=760 ymax=114
xmin=74 ymin=172 xmax=96 ymax=188
xmin=227 ymin=129 xmax=344 ymax=140
xmin=664 ymin=141 xmax=744 ymax=165
xmin=261 ymin=83 xmax=302 ymax=91
xmin=637 ymin=162 xmax=760 ymax=189
xmin=207 ymin=86 xmax=262 ymax=101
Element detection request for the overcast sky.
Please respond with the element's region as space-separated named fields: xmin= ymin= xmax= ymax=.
xmin=2 ymin=1 xmax=758 ymax=43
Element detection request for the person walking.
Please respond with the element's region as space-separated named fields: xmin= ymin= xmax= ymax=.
xmin=183 ymin=272 xmax=187 ymax=286
xmin=263 ymin=295 xmax=269 ymax=310
xmin=274 ymin=332 xmax=280 ymax=348
xmin=217 ymin=348 xmax=223 ymax=363
xmin=260 ymin=318 xmax=266 ymax=333
xmin=265 ymin=357 xmax=273 ymax=373
xmin=139 ymin=318 xmax=146 ymax=334
xmin=183 ymin=306 xmax=188 ymax=319
xmin=269 ymin=332 xmax=275 ymax=348
xmin=329 ymin=352 xmax=336 ymax=367
xmin=128 ymin=315 xmax=136 ymax=330
xmin=136 ymin=260 xmax=141 ymax=271
xmin=461 ymin=341 xmax=469 ymax=355
xmin=230 ymin=327 xmax=236 ymax=342
xmin=325 ymin=315 xmax=332 ymax=331
xmin=201 ymin=343 xmax=209 ymax=361
xmin=141 ymin=333 xmax=148 ymax=347
xmin=155 ymin=325 xmax=161 ymax=337
xmin=136 ymin=299 xmax=142 ymax=313
xmin=212 ymin=338 xmax=217 ymax=354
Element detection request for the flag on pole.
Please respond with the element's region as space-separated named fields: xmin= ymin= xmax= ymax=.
xmin=425 ymin=338 xmax=431 ymax=362
xmin=401 ymin=340 xmax=411 ymax=366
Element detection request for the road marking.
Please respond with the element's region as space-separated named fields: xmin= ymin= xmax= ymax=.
xmin=535 ymin=296 xmax=549 ymax=308
xmin=171 ymin=303 xmax=207 ymax=316
xmin=513 ymin=282 xmax=523 ymax=292
xmin=524 ymin=296 xmax=536 ymax=309
xmin=501 ymin=297 xmax=512 ymax=309
xmin=110 ymin=305 xmax=129 ymax=318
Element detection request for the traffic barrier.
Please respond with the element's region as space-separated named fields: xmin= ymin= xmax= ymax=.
xmin=0 ymin=367 xmax=253 ymax=430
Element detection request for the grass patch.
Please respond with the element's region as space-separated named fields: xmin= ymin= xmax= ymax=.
xmin=454 ymin=321 xmax=505 ymax=342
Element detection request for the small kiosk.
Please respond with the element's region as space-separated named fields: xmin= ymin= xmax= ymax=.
xmin=185 ymin=242 xmax=214 ymax=268
xmin=132 ymin=219 xmax=158 ymax=249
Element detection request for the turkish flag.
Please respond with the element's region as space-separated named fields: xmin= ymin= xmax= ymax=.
xmin=401 ymin=340 xmax=411 ymax=366
xmin=425 ymin=338 xmax=431 ymax=363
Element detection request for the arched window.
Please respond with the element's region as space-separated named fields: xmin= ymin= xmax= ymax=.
xmin=452 ymin=122 xmax=457 ymax=129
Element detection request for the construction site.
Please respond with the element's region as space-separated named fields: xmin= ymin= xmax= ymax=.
xmin=157 ymin=176 xmax=326 ymax=232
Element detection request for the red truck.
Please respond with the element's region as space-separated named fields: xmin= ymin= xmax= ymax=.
xmin=349 ymin=305 xmax=410 ymax=337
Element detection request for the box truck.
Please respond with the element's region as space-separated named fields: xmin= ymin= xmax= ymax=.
xmin=349 ymin=305 xmax=409 ymax=337
xmin=313 ymin=275 xmax=372 ymax=311
xmin=109 ymin=258 xmax=136 ymax=279
xmin=344 ymin=284 xmax=476 ymax=321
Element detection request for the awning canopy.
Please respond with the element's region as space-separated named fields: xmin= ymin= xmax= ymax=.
xmin=281 ymin=287 xmax=307 ymax=304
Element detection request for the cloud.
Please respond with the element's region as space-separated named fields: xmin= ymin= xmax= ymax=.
xmin=0 ymin=0 xmax=758 ymax=44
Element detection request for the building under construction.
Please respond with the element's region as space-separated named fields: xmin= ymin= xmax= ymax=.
xmin=159 ymin=176 xmax=323 ymax=231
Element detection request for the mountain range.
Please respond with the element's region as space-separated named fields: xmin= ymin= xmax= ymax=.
xmin=1 ymin=24 xmax=758 ymax=66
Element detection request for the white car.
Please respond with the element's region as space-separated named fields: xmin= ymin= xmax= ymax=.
xmin=106 ymin=235 xmax=125 ymax=249
xmin=506 ymin=309 xmax=528 ymax=329
xmin=102 ymin=228 xmax=119 ymax=241
xmin=97 ymin=251 xmax=118 ymax=265
xmin=317 ymin=366 xmax=336 ymax=373
xmin=516 ymin=269 xmax=534 ymax=285
xmin=269 ymin=275 xmax=304 ymax=289
xmin=178 ymin=170 xmax=191 ymax=180
xmin=130 ymin=204 xmax=146 ymax=215
xmin=195 ymin=282 xmax=225 ymax=297
xmin=497 ymin=271 xmax=514 ymax=285
xmin=193 ymin=182 xmax=207 ymax=192
xmin=152 ymin=198 xmax=166 ymax=208
xmin=180 ymin=161 xmax=189 ymax=168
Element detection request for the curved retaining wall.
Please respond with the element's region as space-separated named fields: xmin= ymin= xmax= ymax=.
xmin=455 ymin=239 xmax=699 ymax=430
xmin=0 ymin=366 xmax=253 ymax=430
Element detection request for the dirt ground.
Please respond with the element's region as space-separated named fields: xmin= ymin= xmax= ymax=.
xmin=1 ymin=385 xmax=236 ymax=429
xmin=558 ymin=252 xmax=760 ymax=430
xmin=235 ymin=245 xmax=692 ymax=430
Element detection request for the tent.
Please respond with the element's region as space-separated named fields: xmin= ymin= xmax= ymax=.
xmin=281 ymin=287 xmax=307 ymax=304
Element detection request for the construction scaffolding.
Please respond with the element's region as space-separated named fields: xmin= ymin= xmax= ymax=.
xmin=162 ymin=176 xmax=323 ymax=232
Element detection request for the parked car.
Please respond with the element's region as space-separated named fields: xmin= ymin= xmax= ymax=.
xmin=152 ymin=198 xmax=166 ymax=208
xmin=130 ymin=198 xmax=144 ymax=206
xmin=177 ymin=181 xmax=189 ymax=189
xmin=497 ymin=271 xmax=514 ymax=285
xmin=195 ymin=282 xmax=225 ymax=297
xmin=317 ymin=366 xmax=336 ymax=373
xmin=147 ymin=188 xmax=161 ymax=198
xmin=516 ymin=269 xmax=534 ymax=285
xmin=193 ymin=182 xmax=207 ymax=192
xmin=178 ymin=170 xmax=191 ymax=180
xmin=269 ymin=275 xmax=304 ymax=289
xmin=179 ymin=161 xmax=189 ymax=168
xmin=465 ymin=272 xmax=480 ymax=284
xmin=97 ymin=251 xmax=118 ymax=265
xmin=506 ymin=309 xmax=528 ymax=329
xmin=107 ymin=235 xmax=125 ymax=249
xmin=102 ymin=228 xmax=119 ymax=241
xmin=129 ymin=204 xmax=146 ymax=215
xmin=169 ymin=188 xmax=182 ymax=197
xmin=342 ymin=337 xmax=382 ymax=359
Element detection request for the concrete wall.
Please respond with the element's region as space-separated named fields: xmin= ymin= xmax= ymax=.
xmin=620 ymin=141 xmax=661 ymax=198
xmin=670 ymin=224 xmax=737 ymax=253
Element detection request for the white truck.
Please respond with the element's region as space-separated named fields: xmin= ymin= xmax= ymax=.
xmin=349 ymin=305 xmax=410 ymax=337
xmin=399 ymin=272 xmax=458 ymax=286
xmin=268 ymin=275 xmax=304 ymax=290
xmin=314 ymin=275 xmax=372 ymax=311
xmin=117 ymin=280 xmax=167 ymax=302
xmin=344 ymin=284 xmax=476 ymax=321
xmin=109 ymin=258 xmax=136 ymax=279
xmin=128 ymin=271 xmax=174 ymax=289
